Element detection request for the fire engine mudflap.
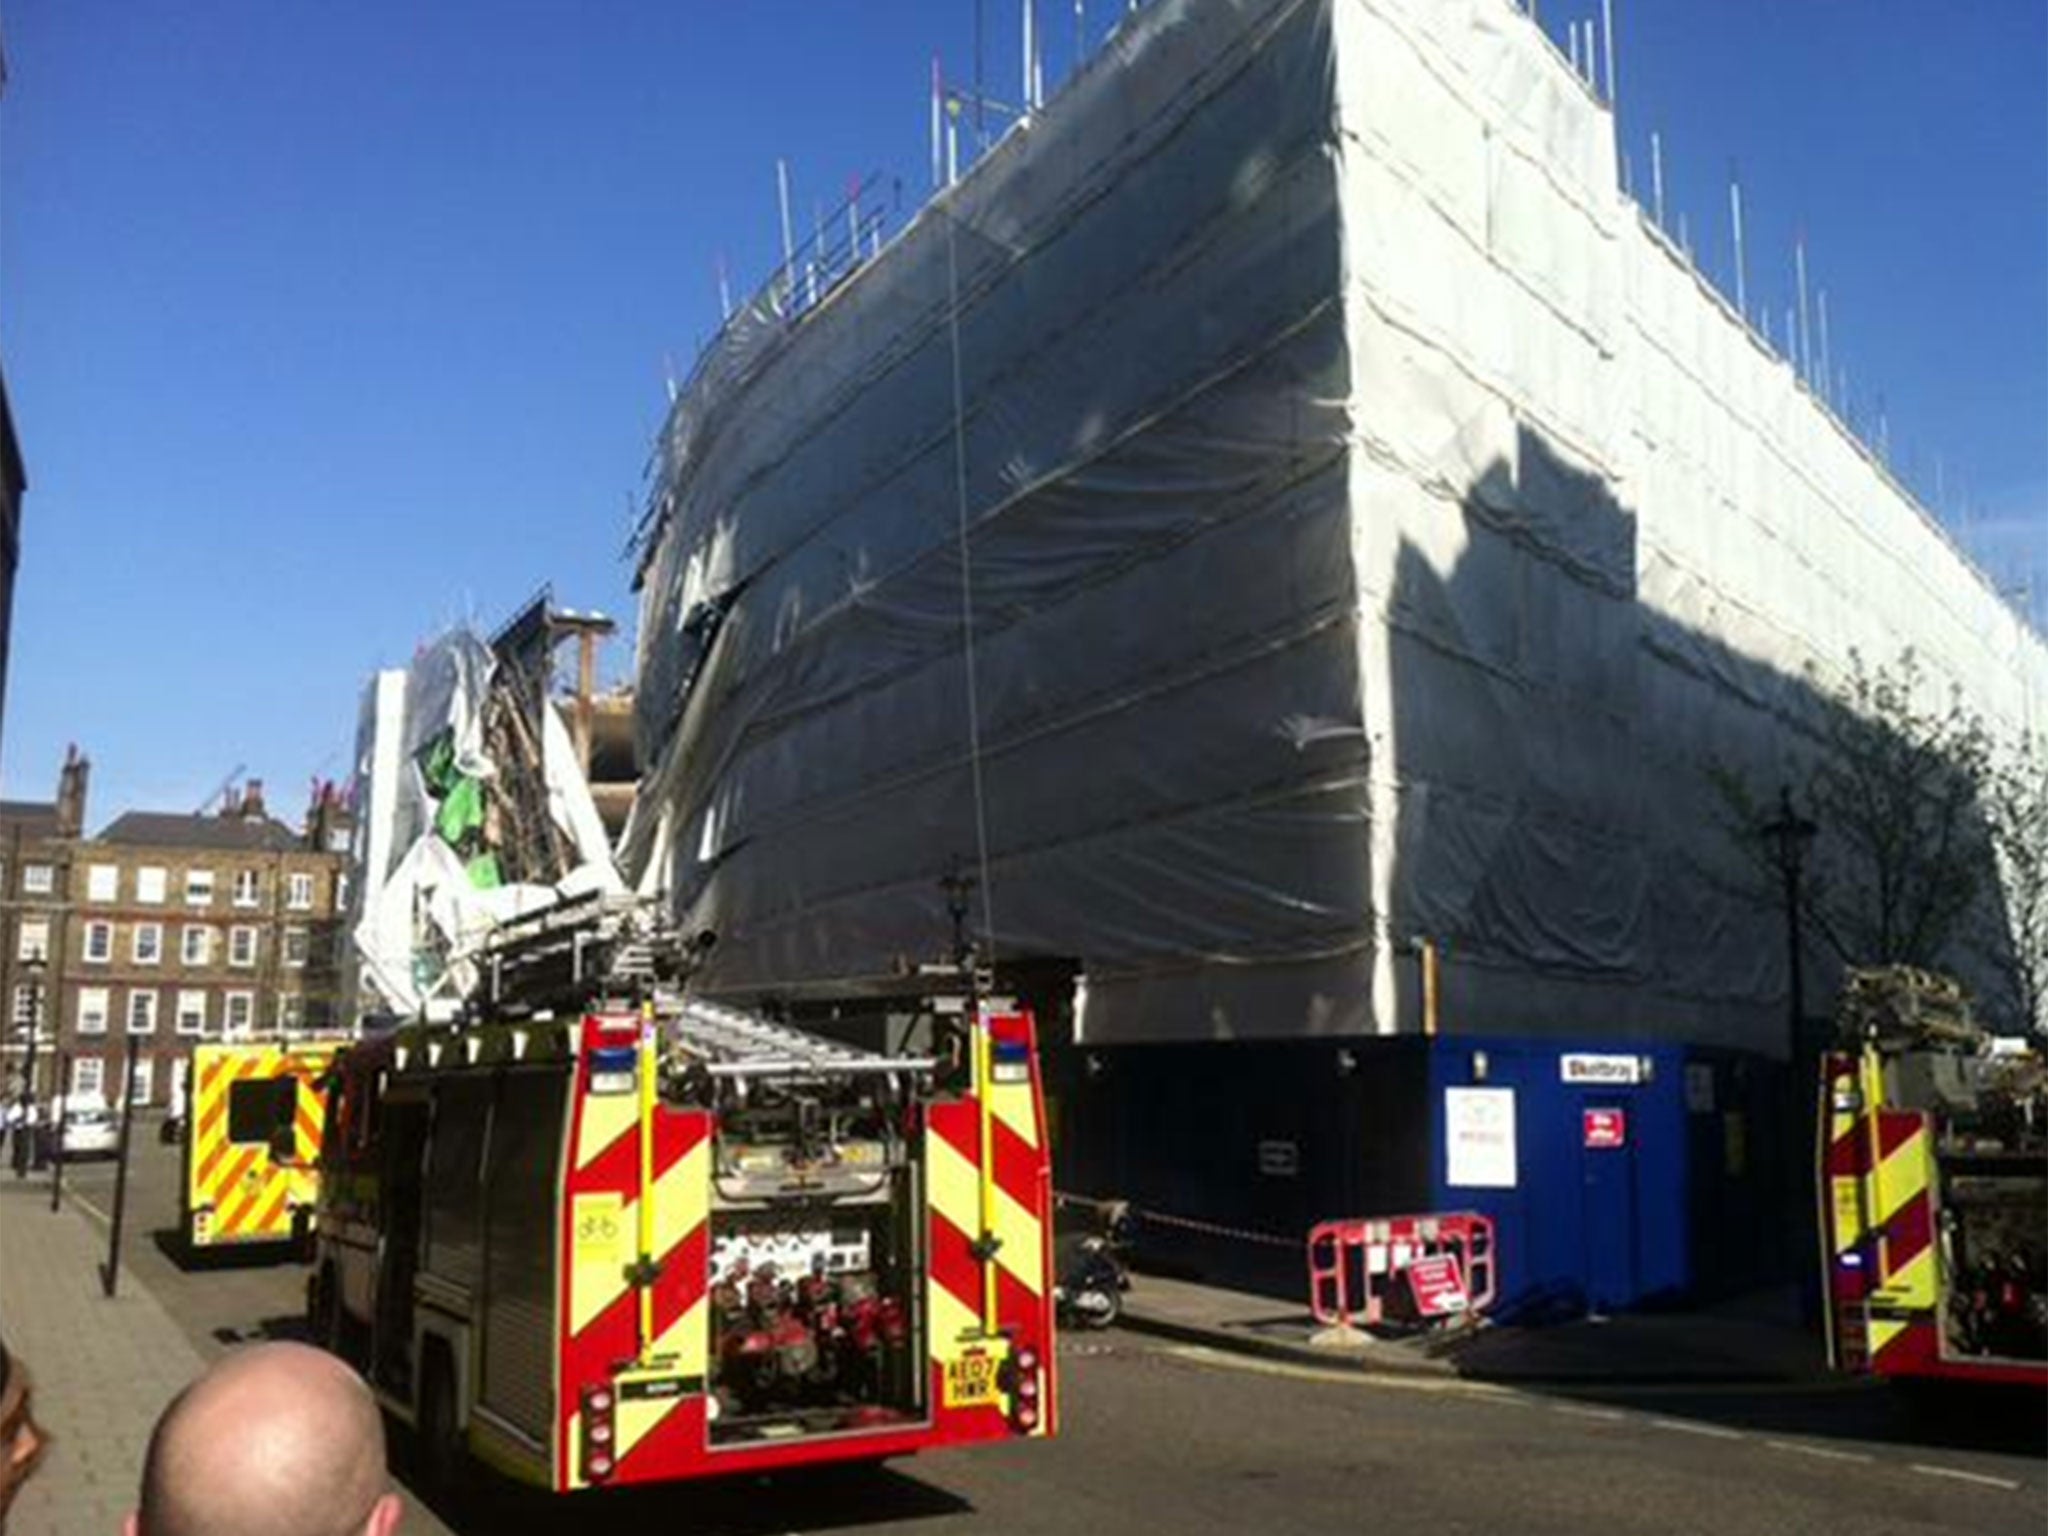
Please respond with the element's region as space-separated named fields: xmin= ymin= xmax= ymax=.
xmin=559 ymin=996 xmax=1056 ymax=1490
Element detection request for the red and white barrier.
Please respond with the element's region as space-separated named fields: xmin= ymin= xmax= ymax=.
xmin=1306 ymin=1212 xmax=1497 ymax=1329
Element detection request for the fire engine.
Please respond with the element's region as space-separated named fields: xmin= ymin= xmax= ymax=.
xmin=183 ymin=1038 xmax=345 ymax=1256
xmin=1819 ymin=968 xmax=2047 ymax=1387
xmin=308 ymin=894 xmax=1056 ymax=1493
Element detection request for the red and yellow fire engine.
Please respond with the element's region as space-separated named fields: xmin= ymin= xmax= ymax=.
xmin=1819 ymin=969 xmax=2047 ymax=1387
xmin=309 ymin=898 xmax=1056 ymax=1493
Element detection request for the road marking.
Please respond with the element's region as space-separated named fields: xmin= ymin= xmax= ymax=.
xmin=1157 ymin=1344 xmax=1511 ymax=1397
xmin=68 ymin=1191 xmax=112 ymax=1226
xmin=1764 ymin=1439 xmax=1871 ymax=1463
xmin=1552 ymin=1405 xmax=1627 ymax=1422
xmin=1648 ymin=1417 xmax=1744 ymax=1440
xmin=1908 ymin=1464 xmax=2021 ymax=1492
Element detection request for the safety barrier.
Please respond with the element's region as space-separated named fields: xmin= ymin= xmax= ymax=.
xmin=1306 ymin=1211 xmax=1497 ymax=1329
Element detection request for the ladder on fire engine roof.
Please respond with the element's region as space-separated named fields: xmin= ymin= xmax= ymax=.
xmin=670 ymin=997 xmax=937 ymax=1082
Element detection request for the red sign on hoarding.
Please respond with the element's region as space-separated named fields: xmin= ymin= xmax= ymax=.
xmin=1583 ymin=1107 xmax=1627 ymax=1149
xmin=1402 ymin=1254 xmax=1470 ymax=1317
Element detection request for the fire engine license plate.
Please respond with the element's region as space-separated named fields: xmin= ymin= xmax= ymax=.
xmin=943 ymin=1350 xmax=1000 ymax=1408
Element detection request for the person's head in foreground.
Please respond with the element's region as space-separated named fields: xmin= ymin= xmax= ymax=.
xmin=126 ymin=1342 xmax=401 ymax=1536
xmin=0 ymin=1330 xmax=50 ymax=1534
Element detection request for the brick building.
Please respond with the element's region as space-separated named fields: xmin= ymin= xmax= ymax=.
xmin=0 ymin=747 xmax=88 ymax=1109
xmin=49 ymin=779 xmax=353 ymax=1111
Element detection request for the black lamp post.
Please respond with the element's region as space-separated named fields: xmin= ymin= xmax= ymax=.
xmin=1760 ymin=784 xmax=1819 ymax=1304
xmin=1760 ymin=785 xmax=1817 ymax=1060
xmin=11 ymin=957 xmax=46 ymax=1178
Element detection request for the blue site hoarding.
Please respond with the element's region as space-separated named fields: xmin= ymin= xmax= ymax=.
xmin=1050 ymin=1032 xmax=1795 ymax=1313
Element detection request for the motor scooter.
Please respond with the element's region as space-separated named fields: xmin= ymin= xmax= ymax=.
xmin=1054 ymin=1201 xmax=1131 ymax=1329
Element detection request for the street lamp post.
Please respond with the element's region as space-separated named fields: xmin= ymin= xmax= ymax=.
xmin=10 ymin=957 xmax=46 ymax=1178
xmin=1760 ymin=784 xmax=1818 ymax=1308
xmin=1760 ymin=785 xmax=1817 ymax=1060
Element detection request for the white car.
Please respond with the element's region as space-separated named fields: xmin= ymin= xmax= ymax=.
xmin=50 ymin=1098 xmax=119 ymax=1160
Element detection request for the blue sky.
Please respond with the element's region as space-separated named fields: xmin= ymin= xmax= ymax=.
xmin=0 ymin=1 xmax=2041 ymax=825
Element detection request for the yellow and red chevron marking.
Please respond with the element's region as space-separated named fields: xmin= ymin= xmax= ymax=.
xmin=556 ymin=1015 xmax=713 ymax=1491
xmin=924 ymin=1009 xmax=1057 ymax=1441
xmin=187 ymin=1042 xmax=335 ymax=1248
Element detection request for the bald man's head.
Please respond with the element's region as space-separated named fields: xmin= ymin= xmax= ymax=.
xmin=128 ymin=1344 xmax=401 ymax=1536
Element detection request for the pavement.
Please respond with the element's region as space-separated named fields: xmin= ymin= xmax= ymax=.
xmin=0 ymin=1173 xmax=207 ymax=1534
xmin=1119 ymin=1270 xmax=1835 ymax=1386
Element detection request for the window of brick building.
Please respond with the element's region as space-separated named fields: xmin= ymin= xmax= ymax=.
xmin=185 ymin=869 xmax=215 ymax=906
xmin=17 ymin=918 xmax=49 ymax=962
xmin=127 ymin=1055 xmax=154 ymax=1107
xmin=77 ymin=988 xmax=109 ymax=1035
xmin=127 ymin=990 xmax=159 ymax=1034
xmin=134 ymin=923 xmax=162 ymax=965
xmin=278 ymin=993 xmax=303 ymax=1031
xmin=84 ymin=922 xmax=112 ymax=964
xmin=137 ymin=867 xmax=167 ymax=904
xmin=181 ymin=926 xmax=212 ymax=966
xmin=176 ymin=990 xmax=207 ymax=1036
xmin=225 ymin=991 xmax=255 ymax=1037
xmin=87 ymin=865 xmax=118 ymax=902
xmin=287 ymin=873 xmax=314 ymax=911
xmin=72 ymin=1056 xmax=105 ymax=1100
xmin=21 ymin=864 xmax=53 ymax=895
xmin=11 ymin=986 xmax=38 ymax=1030
xmin=229 ymin=927 xmax=257 ymax=968
xmin=233 ymin=869 xmax=261 ymax=908
xmin=284 ymin=927 xmax=309 ymax=968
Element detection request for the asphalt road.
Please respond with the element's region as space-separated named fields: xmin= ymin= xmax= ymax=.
xmin=55 ymin=1129 xmax=2047 ymax=1536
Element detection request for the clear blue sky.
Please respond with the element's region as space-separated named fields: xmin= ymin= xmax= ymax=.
xmin=0 ymin=1 xmax=2041 ymax=825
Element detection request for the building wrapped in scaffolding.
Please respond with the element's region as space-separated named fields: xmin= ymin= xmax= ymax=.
xmin=624 ymin=0 xmax=2048 ymax=1067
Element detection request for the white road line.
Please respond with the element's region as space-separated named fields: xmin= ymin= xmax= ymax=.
xmin=68 ymin=1191 xmax=112 ymax=1226
xmin=1764 ymin=1439 xmax=1871 ymax=1463
xmin=1648 ymin=1417 xmax=1745 ymax=1440
xmin=1553 ymin=1405 xmax=1627 ymax=1421
xmin=1157 ymin=1344 xmax=1511 ymax=1397
xmin=1908 ymin=1464 xmax=2022 ymax=1492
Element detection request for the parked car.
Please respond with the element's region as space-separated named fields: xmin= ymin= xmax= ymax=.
xmin=38 ymin=1096 xmax=118 ymax=1162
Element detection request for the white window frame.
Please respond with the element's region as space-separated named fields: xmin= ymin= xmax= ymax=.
xmin=133 ymin=922 xmax=163 ymax=966
xmin=72 ymin=1056 xmax=105 ymax=1100
xmin=126 ymin=989 xmax=159 ymax=1035
xmin=84 ymin=921 xmax=112 ymax=964
xmin=224 ymin=991 xmax=255 ymax=1038
xmin=180 ymin=926 xmax=213 ymax=966
xmin=17 ymin=917 xmax=49 ymax=962
xmin=175 ymin=989 xmax=207 ymax=1036
xmin=283 ymin=926 xmax=309 ymax=969
xmin=21 ymin=864 xmax=53 ymax=896
xmin=127 ymin=1055 xmax=154 ymax=1107
xmin=77 ymin=988 xmax=110 ymax=1036
xmin=233 ymin=869 xmax=261 ymax=908
xmin=229 ymin=926 xmax=258 ymax=968
xmin=185 ymin=868 xmax=215 ymax=907
xmin=87 ymin=864 xmax=119 ymax=903
xmin=137 ymin=866 xmax=167 ymax=905
xmin=11 ymin=986 xmax=37 ymax=1030
xmin=287 ymin=872 xmax=315 ymax=911
xmin=278 ymin=992 xmax=304 ymax=1031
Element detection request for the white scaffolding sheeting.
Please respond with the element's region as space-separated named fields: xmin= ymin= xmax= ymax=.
xmin=628 ymin=0 xmax=2048 ymax=1050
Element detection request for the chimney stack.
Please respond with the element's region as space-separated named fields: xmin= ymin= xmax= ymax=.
xmin=55 ymin=744 xmax=90 ymax=838
xmin=239 ymin=778 xmax=266 ymax=820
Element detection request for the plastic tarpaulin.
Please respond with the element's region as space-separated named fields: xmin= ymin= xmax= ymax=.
xmin=630 ymin=0 xmax=2047 ymax=1048
xmin=353 ymin=629 xmax=623 ymax=1018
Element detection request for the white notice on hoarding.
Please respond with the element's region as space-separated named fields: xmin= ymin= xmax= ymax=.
xmin=1445 ymin=1087 xmax=1517 ymax=1189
